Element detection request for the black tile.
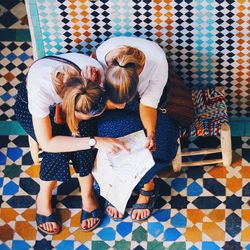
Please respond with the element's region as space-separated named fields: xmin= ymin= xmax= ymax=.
xmin=1 ymin=0 xmax=20 ymax=10
xmin=192 ymin=197 xmax=221 ymax=209
xmin=0 ymin=11 xmax=18 ymax=28
xmin=12 ymin=135 xmax=29 ymax=147
xmin=0 ymin=136 xmax=10 ymax=148
xmin=33 ymin=239 xmax=53 ymax=250
xmin=7 ymin=195 xmax=35 ymax=208
xmin=222 ymin=240 xmax=242 ymax=250
xmin=204 ymin=179 xmax=225 ymax=196
xmin=169 ymin=195 xmax=189 ymax=210
xmin=22 ymin=152 xmax=34 ymax=165
xmin=225 ymin=213 xmax=241 ymax=238
xmin=57 ymin=178 xmax=79 ymax=195
xmin=60 ymin=195 xmax=82 ymax=208
xmin=224 ymin=195 xmax=243 ymax=210
xmin=20 ymin=178 xmax=39 ymax=195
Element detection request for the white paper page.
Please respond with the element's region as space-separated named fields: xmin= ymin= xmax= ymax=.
xmin=92 ymin=130 xmax=155 ymax=213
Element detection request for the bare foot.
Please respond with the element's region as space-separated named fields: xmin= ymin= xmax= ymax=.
xmin=106 ymin=204 xmax=124 ymax=220
xmin=81 ymin=194 xmax=100 ymax=230
xmin=36 ymin=193 xmax=59 ymax=233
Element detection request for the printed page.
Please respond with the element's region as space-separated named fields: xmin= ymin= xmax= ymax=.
xmin=93 ymin=130 xmax=155 ymax=213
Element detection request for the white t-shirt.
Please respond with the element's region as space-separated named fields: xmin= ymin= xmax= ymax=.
xmin=27 ymin=53 xmax=104 ymax=118
xmin=96 ymin=36 xmax=168 ymax=108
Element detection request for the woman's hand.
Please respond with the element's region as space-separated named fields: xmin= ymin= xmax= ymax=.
xmin=145 ymin=131 xmax=156 ymax=153
xmin=81 ymin=65 xmax=102 ymax=84
xmin=95 ymin=137 xmax=130 ymax=154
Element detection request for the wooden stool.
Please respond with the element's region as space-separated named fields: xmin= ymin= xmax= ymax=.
xmin=172 ymin=86 xmax=232 ymax=172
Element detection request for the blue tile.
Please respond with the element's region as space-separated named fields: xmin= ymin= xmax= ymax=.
xmin=0 ymin=151 xmax=7 ymax=164
xmin=7 ymin=148 xmax=22 ymax=162
xmin=226 ymin=213 xmax=241 ymax=237
xmin=6 ymin=53 xmax=17 ymax=61
xmin=12 ymin=241 xmax=31 ymax=250
xmin=189 ymin=247 xmax=199 ymax=250
xmin=224 ymin=195 xmax=243 ymax=210
xmin=0 ymin=244 xmax=10 ymax=250
xmin=245 ymin=244 xmax=250 ymax=250
xmin=0 ymin=177 xmax=3 ymax=188
xmin=192 ymin=197 xmax=221 ymax=209
xmin=148 ymin=222 xmax=164 ymax=237
xmin=56 ymin=241 xmax=74 ymax=250
xmin=153 ymin=209 xmax=170 ymax=221
xmin=202 ymin=242 xmax=220 ymax=250
xmin=97 ymin=228 xmax=116 ymax=241
xmin=164 ymin=228 xmax=181 ymax=241
xmin=18 ymin=53 xmax=30 ymax=61
xmin=116 ymin=222 xmax=132 ymax=237
xmin=99 ymin=214 xmax=111 ymax=228
xmin=1 ymin=93 xmax=12 ymax=102
xmin=204 ymin=179 xmax=225 ymax=196
xmin=75 ymin=245 xmax=89 ymax=250
xmin=172 ymin=178 xmax=187 ymax=192
xmin=187 ymin=181 xmax=203 ymax=196
xmin=171 ymin=213 xmax=187 ymax=228
xmin=3 ymin=181 xmax=19 ymax=195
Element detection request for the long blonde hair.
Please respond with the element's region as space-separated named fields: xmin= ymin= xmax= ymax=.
xmin=52 ymin=65 xmax=106 ymax=136
xmin=105 ymin=46 xmax=145 ymax=103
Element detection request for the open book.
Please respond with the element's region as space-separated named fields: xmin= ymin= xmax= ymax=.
xmin=92 ymin=130 xmax=155 ymax=213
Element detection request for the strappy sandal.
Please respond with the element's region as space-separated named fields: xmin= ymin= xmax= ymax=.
xmin=80 ymin=208 xmax=103 ymax=232
xmin=36 ymin=212 xmax=61 ymax=235
xmin=131 ymin=181 xmax=159 ymax=222
xmin=105 ymin=201 xmax=126 ymax=221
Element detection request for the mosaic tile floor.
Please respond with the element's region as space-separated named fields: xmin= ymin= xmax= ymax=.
xmin=0 ymin=136 xmax=250 ymax=249
xmin=1 ymin=1 xmax=250 ymax=249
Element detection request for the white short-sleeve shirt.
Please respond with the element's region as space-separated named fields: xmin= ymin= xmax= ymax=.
xmin=96 ymin=36 xmax=168 ymax=108
xmin=26 ymin=53 xmax=104 ymax=118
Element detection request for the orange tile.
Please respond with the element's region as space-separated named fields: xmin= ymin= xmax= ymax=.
xmin=0 ymin=224 xmax=14 ymax=242
xmin=21 ymin=209 xmax=36 ymax=221
xmin=187 ymin=209 xmax=205 ymax=224
xmin=53 ymin=226 xmax=72 ymax=240
xmin=71 ymin=211 xmax=81 ymax=227
xmin=1 ymin=208 xmax=18 ymax=223
xmin=25 ymin=165 xmax=40 ymax=178
xmin=242 ymin=226 xmax=250 ymax=241
xmin=208 ymin=165 xmax=228 ymax=178
xmin=184 ymin=226 xmax=202 ymax=243
xmin=15 ymin=221 xmax=36 ymax=240
xmin=202 ymin=222 xmax=225 ymax=241
xmin=242 ymin=210 xmax=250 ymax=223
xmin=226 ymin=177 xmax=242 ymax=193
xmin=207 ymin=210 xmax=225 ymax=222
xmin=74 ymin=228 xmax=93 ymax=243
xmin=240 ymin=167 xmax=250 ymax=178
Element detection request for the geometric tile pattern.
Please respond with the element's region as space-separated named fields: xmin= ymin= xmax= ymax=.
xmin=25 ymin=0 xmax=250 ymax=117
xmin=0 ymin=42 xmax=33 ymax=121
xmin=1 ymin=135 xmax=250 ymax=249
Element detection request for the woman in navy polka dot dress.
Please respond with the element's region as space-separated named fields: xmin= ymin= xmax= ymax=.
xmin=14 ymin=53 xmax=128 ymax=234
xmin=95 ymin=37 xmax=179 ymax=221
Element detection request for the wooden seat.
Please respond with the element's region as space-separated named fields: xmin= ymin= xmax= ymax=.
xmin=172 ymin=86 xmax=232 ymax=172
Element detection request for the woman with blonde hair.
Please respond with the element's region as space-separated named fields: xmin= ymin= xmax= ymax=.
xmin=95 ymin=36 xmax=179 ymax=221
xmin=14 ymin=53 xmax=128 ymax=234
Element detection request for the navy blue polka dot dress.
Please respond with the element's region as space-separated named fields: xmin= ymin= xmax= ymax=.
xmin=97 ymin=100 xmax=179 ymax=190
xmin=14 ymin=81 xmax=96 ymax=182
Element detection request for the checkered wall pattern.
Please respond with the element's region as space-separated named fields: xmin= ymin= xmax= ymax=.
xmin=26 ymin=0 xmax=250 ymax=117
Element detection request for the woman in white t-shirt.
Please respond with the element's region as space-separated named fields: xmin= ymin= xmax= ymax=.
xmin=95 ymin=37 xmax=179 ymax=221
xmin=14 ymin=53 xmax=128 ymax=234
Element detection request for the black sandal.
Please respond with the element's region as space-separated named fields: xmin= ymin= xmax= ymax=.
xmin=36 ymin=212 xmax=61 ymax=235
xmin=131 ymin=181 xmax=159 ymax=221
xmin=80 ymin=208 xmax=103 ymax=232
xmin=105 ymin=201 xmax=126 ymax=221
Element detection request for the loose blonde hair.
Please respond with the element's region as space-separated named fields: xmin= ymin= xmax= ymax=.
xmin=105 ymin=46 xmax=145 ymax=103
xmin=52 ymin=65 xmax=106 ymax=136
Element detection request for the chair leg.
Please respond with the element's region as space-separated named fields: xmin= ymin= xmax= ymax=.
xmin=172 ymin=138 xmax=182 ymax=172
xmin=28 ymin=135 xmax=40 ymax=165
xmin=220 ymin=123 xmax=232 ymax=167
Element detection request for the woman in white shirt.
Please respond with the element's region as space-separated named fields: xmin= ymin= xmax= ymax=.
xmin=14 ymin=53 xmax=128 ymax=234
xmin=95 ymin=37 xmax=179 ymax=221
